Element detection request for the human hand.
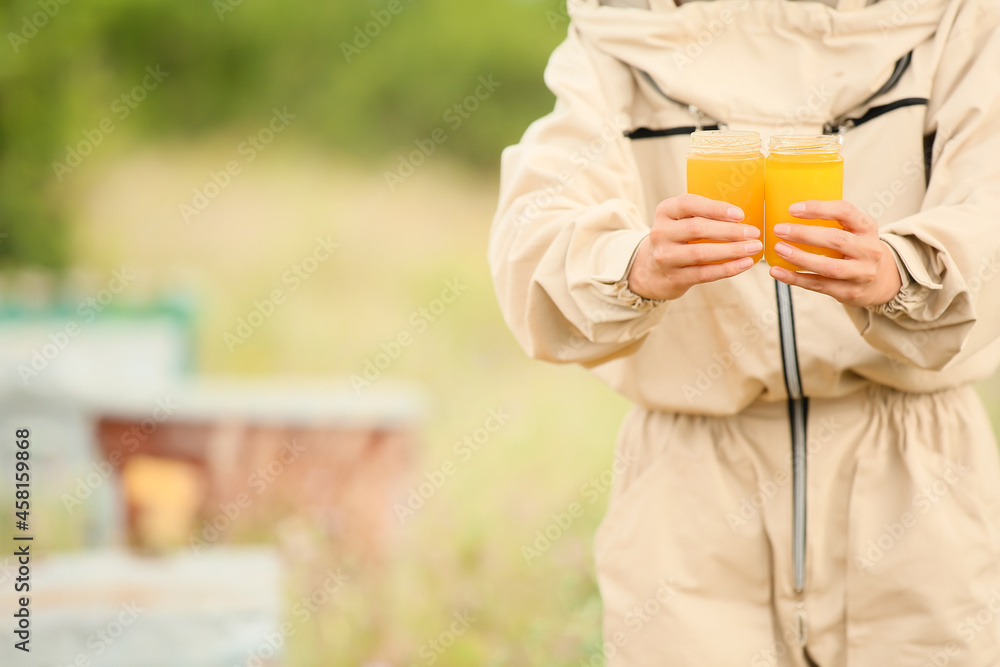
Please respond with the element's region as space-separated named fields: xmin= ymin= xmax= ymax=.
xmin=627 ymin=194 xmax=762 ymax=301
xmin=768 ymin=200 xmax=902 ymax=307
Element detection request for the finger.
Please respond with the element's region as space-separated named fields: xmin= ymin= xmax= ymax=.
xmin=662 ymin=217 xmax=760 ymax=243
xmin=657 ymin=193 xmax=745 ymax=223
xmin=672 ymin=240 xmax=763 ymax=267
xmin=675 ymin=256 xmax=756 ymax=284
xmin=789 ymin=200 xmax=873 ymax=234
xmin=772 ymin=223 xmax=875 ymax=260
xmin=770 ymin=266 xmax=838 ymax=294
xmin=772 ymin=241 xmax=874 ymax=282
xmin=769 ymin=266 xmax=857 ymax=301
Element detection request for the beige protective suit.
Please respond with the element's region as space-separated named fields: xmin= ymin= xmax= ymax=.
xmin=489 ymin=0 xmax=1000 ymax=664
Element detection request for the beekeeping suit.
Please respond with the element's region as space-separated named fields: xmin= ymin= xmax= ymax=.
xmin=489 ymin=0 xmax=1000 ymax=664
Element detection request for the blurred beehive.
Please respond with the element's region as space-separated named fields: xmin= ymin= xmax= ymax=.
xmin=94 ymin=380 xmax=423 ymax=558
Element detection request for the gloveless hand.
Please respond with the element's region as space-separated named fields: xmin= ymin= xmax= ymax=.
xmin=768 ymin=200 xmax=902 ymax=308
xmin=627 ymin=194 xmax=762 ymax=301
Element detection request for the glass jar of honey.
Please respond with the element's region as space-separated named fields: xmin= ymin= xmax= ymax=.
xmin=687 ymin=130 xmax=765 ymax=263
xmin=764 ymin=135 xmax=844 ymax=272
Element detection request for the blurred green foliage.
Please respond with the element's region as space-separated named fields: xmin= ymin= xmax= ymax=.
xmin=0 ymin=0 xmax=567 ymax=268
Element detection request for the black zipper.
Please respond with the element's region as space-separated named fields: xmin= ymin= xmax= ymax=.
xmin=776 ymin=280 xmax=808 ymax=595
xmin=824 ymin=97 xmax=928 ymax=135
xmin=626 ymin=125 xmax=720 ymax=139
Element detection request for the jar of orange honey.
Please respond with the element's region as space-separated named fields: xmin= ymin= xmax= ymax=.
xmin=687 ymin=130 xmax=765 ymax=263
xmin=764 ymin=135 xmax=844 ymax=272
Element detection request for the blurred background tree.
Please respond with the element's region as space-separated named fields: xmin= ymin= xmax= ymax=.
xmin=0 ymin=0 xmax=566 ymax=268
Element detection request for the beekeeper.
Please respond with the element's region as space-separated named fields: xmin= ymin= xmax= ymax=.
xmin=489 ymin=0 xmax=1000 ymax=665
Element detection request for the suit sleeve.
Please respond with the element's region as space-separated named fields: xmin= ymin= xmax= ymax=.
xmin=844 ymin=0 xmax=1000 ymax=371
xmin=488 ymin=27 xmax=668 ymax=365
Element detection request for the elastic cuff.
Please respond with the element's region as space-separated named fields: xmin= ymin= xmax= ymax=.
xmin=594 ymin=231 xmax=665 ymax=312
xmin=868 ymin=234 xmax=938 ymax=320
